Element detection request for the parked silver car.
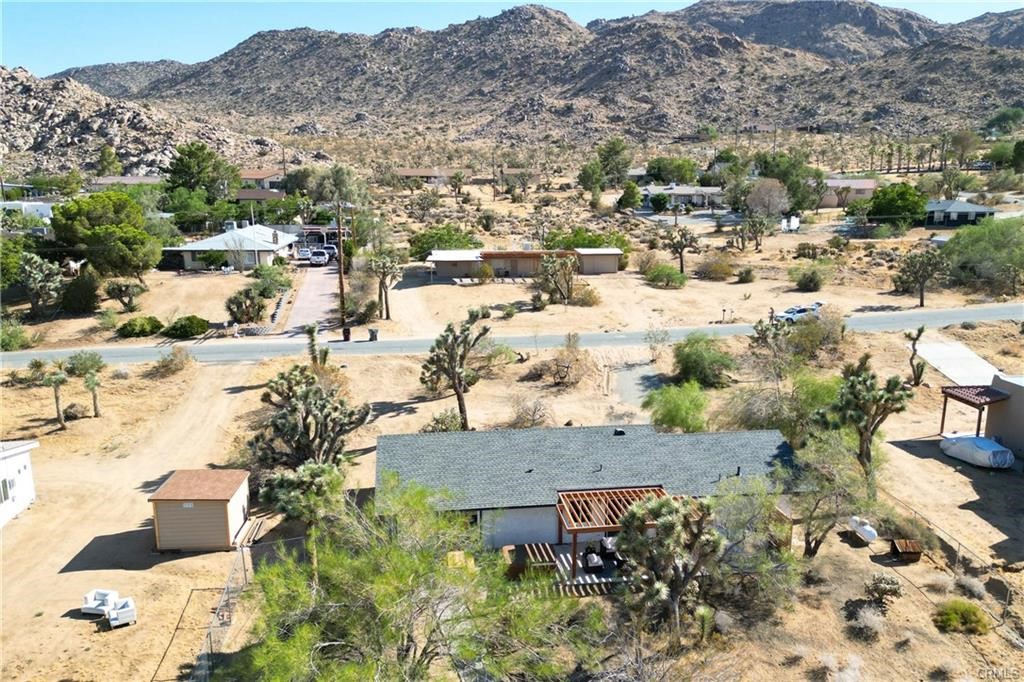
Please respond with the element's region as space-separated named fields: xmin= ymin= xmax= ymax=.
xmin=778 ymin=302 xmax=824 ymax=324
xmin=309 ymin=249 xmax=329 ymax=266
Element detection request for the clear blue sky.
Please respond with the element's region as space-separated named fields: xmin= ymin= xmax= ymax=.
xmin=4 ymin=1 xmax=1023 ymax=76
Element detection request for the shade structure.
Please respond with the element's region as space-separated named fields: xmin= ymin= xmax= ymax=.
xmin=939 ymin=385 xmax=1011 ymax=436
xmin=556 ymin=486 xmax=667 ymax=534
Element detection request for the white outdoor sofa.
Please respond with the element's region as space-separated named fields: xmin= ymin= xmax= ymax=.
xmin=82 ymin=589 xmax=119 ymax=616
xmin=107 ymin=597 xmax=137 ymax=628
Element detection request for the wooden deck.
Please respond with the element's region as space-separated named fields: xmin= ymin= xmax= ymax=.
xmin=551 ymin=544 xmax=621 ymax=586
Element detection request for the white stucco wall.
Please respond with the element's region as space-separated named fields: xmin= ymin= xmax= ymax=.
xmin=0 ymin=449 xmax=37 ymax=528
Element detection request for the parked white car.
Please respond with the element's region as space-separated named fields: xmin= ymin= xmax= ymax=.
xmin=321 ymin=244 xmax=339 ymax=261
xmin=778 ymin=302 xmax=824 ymax=324
xmin=296 ymin=247 xmax=311 ymax=260
xmin=309 ymin=249 xmax=329 ymax=266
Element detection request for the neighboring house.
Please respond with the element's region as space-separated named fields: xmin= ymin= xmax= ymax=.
xmin=395 ymin=167 xmax=470 ymax=184
xmin=426 ymin=247 xmax=622 ymax=279
xmin=236 ymin=188 xmax=287 ymax=202
xmin=88 ymin=175 xmax=163 ymax=192
xmin=376 ymin=426 xmax=793 ymax=549
xmin=240 ymin=168 xmax=285 ymax=190
xmin=985 ymin=375 xmax=1024 ymax=455
xmin=0 ymin=200 xmax=54 ymax=221
xmin=164 ymin=223 xmax=297 ymax=270
xmin=639 ymin=183 xmax=724 ymax=209
xmin=817 ymin=178 xmax=878 ymax=209
xmin=149 ymin=469 xmax=250 ymax=551
xmin=924 ymin=200 xmax=996 ymax=227
xmin=626 ymin=166 xmax=647 ymax=182
xmin=0 ymin=440 xmax=39 ymax=528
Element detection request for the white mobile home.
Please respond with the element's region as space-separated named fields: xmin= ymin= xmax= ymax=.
xmin=0 ymin=440 xmax=39 ymax=528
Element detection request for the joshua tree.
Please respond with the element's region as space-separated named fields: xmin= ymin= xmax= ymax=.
xmin=84 ymin=371 xmax=101 ymax=417
xmin=420 ymin=318 xmax=491 ymax=430
xmin=662 ymin=226 xmax=699 ymax=274
xmin=43 ymin=369 xmax=68 ymax=429
xmin=905 ymin=326 xmax=926 ymax=386
xmin=304 ymin=324 xmax=329 ymax=366
xmin=367 ymin=252 xmax=402 ymax=320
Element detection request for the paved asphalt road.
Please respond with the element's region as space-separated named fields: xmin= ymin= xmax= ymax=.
xmin=1 ymin=302 xmax=1020 ymax=369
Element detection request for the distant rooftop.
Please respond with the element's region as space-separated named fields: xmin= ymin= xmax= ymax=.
xmin=926 ymin=199 xmax=995 ymax=213
xmin=149 ymin=469 xmax=249 ymax=502
xmin=376 ymin=426 xmax=793 ymax=511
xmin=239 ymin=167 xmax=284 ymax=180
xmin=166 ymin=224 xmax=296 ymax=252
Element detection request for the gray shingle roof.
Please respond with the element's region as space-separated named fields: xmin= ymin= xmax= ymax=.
xmin=926 ymin=199 xmax=994 ymax=213
xmin=376 ymin=426 xmax=793 ymax=511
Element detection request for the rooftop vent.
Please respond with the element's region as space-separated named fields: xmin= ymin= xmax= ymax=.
xmin=612 ymin=428 xmax=626 ymax=436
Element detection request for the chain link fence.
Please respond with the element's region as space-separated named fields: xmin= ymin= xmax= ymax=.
xmin=188 ymin=547 xmax=252 ymax=682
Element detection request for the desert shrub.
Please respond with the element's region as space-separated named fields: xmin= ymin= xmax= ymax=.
xmin=925 ymin=573 xmax=955 ymax=594
xmin=794 ymin=268 xmax=823 ymax=292
xmin=550 ymin=332 xmax=594 ymax=387
xmin=111 ymin=368 xmax=130 ymax=380
xmin=787 ymin=308 xmax=845 ymax=358
xmin=27 ymin=358 xmax=49 ymax=384
xmin=507 ymin=397 xmax=552 ymax=429
xmin=960 ymin=321 xmax=977 ymax=330
xmin=250 ymin=277 xmax=283 ymax=299
xmin=869 ymin=224 xmax=893 ymax=239
xmin=875 ymin=510 xmax=940 ymax=550
xmin=198 ymin=250 xmax=227 ymax=269
xmin=645 ymin=263 xmax=687 ymax=288
xmin=795 ymin=242 xmax=821 ymax=259
xmin=66 ymin=350 xmax=106 ymax=377
xmin=634 ymin=249 xmax=659 ymax=275
xmin=573 ymin=285 xmax=601 ymax=307
xmin=501 ymin=305 xmax=516 ymax=319
xmin=163 ymin=315 xmax=210 ymax=339
xmin=530 ymin=292 xmax=547 ymax=311
xmin=851 ymin=605 xmax=885 ymax=641
xmin=736 ymin=267 xmax=755 ymax=283
xmin=420 ymin=409 xmax=464 ymax=433
xmin=249 ymin=264 xmax=292 ymax=291
xmin=272 ymin=255 xmax=288 ymax=267
xmin=864 ymin=573 xmax=904 ymax=605
xmin=695 ymin=252 xmax=733 ymax=281
xmin=827 ymin=235 xmax=849 ymax=251
xmin=95 ymin=308 xmax=119 ymax=331
xmin=536 ymin=194 xmax=557 ymax=207
xmin=471 ymin=263 xmax=494 ymax=282
xmin=61 ymin=269 xmax=101 ymax=314
xmin=225 ymin=288 xmax=266 ymax=324
xmin=672 ymin=333 xmax=735 ymax=388
xmin=352 ymin=299 xmax=379 ymax=325
xmin=955 ymin=574 xmax=987 ymax=599
xmin=473 ymin=305 xmax=491 ymax=319
xmin=0 ymin=318 xmax=35 ymax=351
xmin=930 ymin=660 xmax=961 ymax=681
xmin=150 ymin=346 xmax=192 ymax=377
xmin=933 ymin=599 xmax=989 ymax=634
xmin=63 ymin=402 xmax=89 ymax=421
xmin=117 ymin=315 xmax=163 ymax=338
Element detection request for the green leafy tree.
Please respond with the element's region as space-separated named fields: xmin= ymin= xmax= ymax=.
xmin=868 ymin=183 xmax=927 ymax=225
xmin=986 ymin=141 xmax=1016 ymax=169
xmin=96 ymin=145 xmax=123 ymax=176
xmin=894 ymin=248 xmax=948 ymax=307
xmin=642 ymin=380 xmax=707 ymax=432
xmin=61 ymin=266 xmax=101 ymax=314
xmin=944 ymin=217 xmax=1024 ymax=295
xmin=83 ymin=224 xmax=161 ymax=283
xmin=409 ymin=223 xmax=483 ymax=261
xmin=577 ymin=157 xmax=604 ymax=192
xmin=43 ymin=369 xmax=68 ymax=429
xmin=1 ymin=235 xmax=27 ymax=288
xmin=19 ymin=252 xmax=64 ymax=318
xmin=1013 ymin=141 xmax=1024 ymax=173
xmin=50 ymin=191 xmax=144 ymax=247
xmin=816 ymin=354 xmax=912 ymax=495
xmin=282 ymin=167 xmax=317 ymax=194
xmin=649 ymin=192 xmax=670 ymax=213
xmin=142 ymin=216 xmax=184 ymax=246
xmin=752 ymin=151 xmax=819 ymax=212
xmin=949 ymin=129 xmax=982 ymax=167
xmin=163 ymin=141 xmax=240 ymax=201
xmin=672 ymin=333 xmax=736 ymax=388
xmin=646 ymin=156 xmax=698 ymax=184
xmin=617 ymin=180 xmax=642 ymax=209
xmin=720 ymin=370 xmax=841 ymax=449
xmin=617 ymin=496 xmax=721 ymax=646
xmin=785 ymin=430 xmax=869 ymax=557
xmin=984 ymin=107 xmax=1024 ymax=135
xmin=745 ymin=177 xmax=790 ymax=217
xmin=420 ymin=318 xmax=491 ymax=430
xmin=597 ymin=137 xmax=631 ymax=187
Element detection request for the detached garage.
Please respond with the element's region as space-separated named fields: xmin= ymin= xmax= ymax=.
xmin=149 ymin=469 xmax=250 ymax=551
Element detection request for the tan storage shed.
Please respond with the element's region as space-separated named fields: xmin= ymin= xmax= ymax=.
xmin=149 ymin=470 xmax=250 ymax=551
xmin=575 ymin=248 xmax=622 ymax=275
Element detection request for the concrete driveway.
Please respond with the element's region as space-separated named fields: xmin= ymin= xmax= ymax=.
xmin=285 ymin=262 xmax=340 ymax=333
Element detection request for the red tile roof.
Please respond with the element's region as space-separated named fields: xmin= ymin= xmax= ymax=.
xmin=149 ymin=469 xmax=249 ymax=501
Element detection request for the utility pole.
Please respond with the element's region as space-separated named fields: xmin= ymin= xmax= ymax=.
xmin=336 ymin=199 xmax=346 ymax=328
xmin=281 ymin=145 xmax=287 ymax=182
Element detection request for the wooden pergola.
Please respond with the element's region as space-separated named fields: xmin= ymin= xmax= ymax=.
xmin=556 ymin=486 xmax=666 ymax=578
xmin=939 ymin=385 xmax=1010 ymax=436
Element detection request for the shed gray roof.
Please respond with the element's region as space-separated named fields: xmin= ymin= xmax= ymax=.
xmin=926 ymin=199 xmax=995 ymax=213
xmin=376 ymin=426 xmax=793 ymax=511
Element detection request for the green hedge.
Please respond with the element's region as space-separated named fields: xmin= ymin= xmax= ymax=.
xmin=163 ymin=315 xmax=210 ymax=339
xmin=117 ymin=315 xmax=163 ymax=338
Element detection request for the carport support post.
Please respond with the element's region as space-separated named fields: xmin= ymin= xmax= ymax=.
xmin=939 ymin=395 xmax=948 ymax=434
xmin=571 ymin=532 xmax=578 ymax=580
xmin=975 ymin=407 xmax=983 ymax=437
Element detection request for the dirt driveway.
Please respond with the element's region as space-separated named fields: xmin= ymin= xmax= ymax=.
xmin=1 ymin=363 xmax=261 ymax=682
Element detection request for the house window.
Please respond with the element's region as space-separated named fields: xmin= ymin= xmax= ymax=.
xmin=948 ymin=212 xmax=957 ymax=221
xmin=182 ymin=502 xmax=194 ymax=509
xmin=1 ymin=479 xmax=8 ymax=503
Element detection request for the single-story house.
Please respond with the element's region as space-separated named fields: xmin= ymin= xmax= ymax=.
xmin=0 ymin=200 xmax=54 ymax=220
xmin=426 ymin=247 xmax=622 ymax=278
xmin=0 ymin=440 xmax=39 ymax=528
xmin=236 ymin=188 xmax=287 ymax=202
xmin=240 ymin=168 xmax=285 ymax=190
xmin=376 ymin=426 xmax=793 ymax=549
xmin=164 ymin=223 xmax=297 ymax=270
xmin=985 ymin=375 xmax=1024 ymax=455
xmin=395 ymin=167 xmax=470 ymax=184
xmin=149 ymin=469 xmax=250 ymax=551
xmin=639 ymin=183 xmax=724 ymax=209
xmin=817 ymin=178 xmax=878 ymax=209
xmin=88 ymin=175 xmax=162 ymax=192
xmin=924 ymin=200 xmax=996 ymax=227
xmin=626 ymin=166 xmax=647 ymax=182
